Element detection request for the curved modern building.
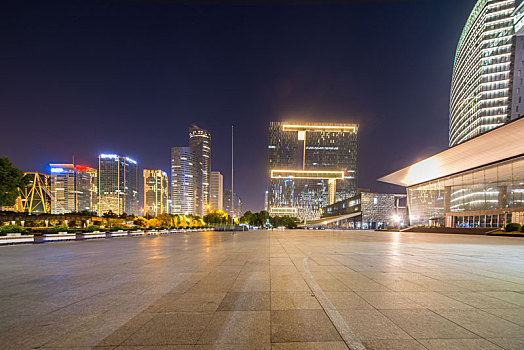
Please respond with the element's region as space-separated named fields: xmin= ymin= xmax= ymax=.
xmin=450 ymin=0 xmax=523 ymax=146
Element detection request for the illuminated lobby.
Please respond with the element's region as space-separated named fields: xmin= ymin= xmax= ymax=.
xmin=380 ymin=118 xmax=524 ymax=228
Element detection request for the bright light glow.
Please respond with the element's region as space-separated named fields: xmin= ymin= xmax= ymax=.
xmin=282 ymin=124 xmax=357 ymax=132
xmin=298 ymin=131 xmax=306 ymax=140
xmin=126 ymin=157 xmax=137 ymax=165
xmin=100 ymin=154 xmax=117 ymax=159
xmin=403 ymin=157 xmax=442 ymax=187
xmin=392 ymin=215 xmax=401 ymax=223
xmin=270 ymin=207 xmax=298 ymax=215
xmin=50 ymin=168 xmax=64 ymax=173
xmin=271 ymin=169 xmax=344 ymax=180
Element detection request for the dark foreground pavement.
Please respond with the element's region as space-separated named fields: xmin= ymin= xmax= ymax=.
xmin=0 ymin=230 xmax=523 ymax=349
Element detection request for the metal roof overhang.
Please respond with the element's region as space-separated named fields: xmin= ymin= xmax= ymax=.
xmin=378 ymin=117 xmax=524 ymax=187
xmin=303 ymin=211 xmax=362 ymax=227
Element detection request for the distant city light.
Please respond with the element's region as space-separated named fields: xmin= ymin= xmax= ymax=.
xmin=99 ymin=154 xmax=117 ymax=159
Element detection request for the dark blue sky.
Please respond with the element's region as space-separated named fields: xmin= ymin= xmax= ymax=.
xmin=1 ymin=0 xmax=475 ymax=212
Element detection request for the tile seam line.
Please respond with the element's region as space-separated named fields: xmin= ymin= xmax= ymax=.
xmin=276 ymin=236 xmax=364 ymax=350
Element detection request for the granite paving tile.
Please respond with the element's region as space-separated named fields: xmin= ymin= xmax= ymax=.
xmin=197 ymin=311 xmax=270 ymax=345
xmin=271 ymin=309 xmax=342 ymax=343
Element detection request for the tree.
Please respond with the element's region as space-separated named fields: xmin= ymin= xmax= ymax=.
xmin=240 ymin=211 xmax=253 ymax=224
xmin=0 ymin=157 xmax=28 ymax=207
xmin=102 ymin=210 xmax=117 ymax=218
xmin=203 ymin=210 xmax=229 ymax=225
xmin=270 ymin=215 xmax=300 ymax=229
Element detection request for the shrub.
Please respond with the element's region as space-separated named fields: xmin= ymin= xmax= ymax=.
xmin=0 ymin=225 xmax=26 ymax=236
xmin=112 ymin=225 xmax=124 ymax=231
xmin=506 ymin=223 xmax=521 ymax=232
xmin=86 ymin=225 xmax=100 ymax=232
xmin=52 ymin=225 xmax=69 ymax=234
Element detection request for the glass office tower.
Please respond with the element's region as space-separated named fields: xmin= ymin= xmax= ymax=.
xmin=171 ymin=124 xmax=211 ymax=217
xmin=450 ymin=0 xmax=524 ymax=146
xmin=143 ymin=169 xmax=169 ymax=216
xmin=210 ymin=171 xmax=223 ymax=211
xmin=268 ymin=122 xmax=359 ymax=221
xmin=49 ymin=164 xmax=96 ymax=214
xmin=97 ymin=154 xmax=139 ymax=216
xmin=189 ymin=124 xmax=211 ymax=214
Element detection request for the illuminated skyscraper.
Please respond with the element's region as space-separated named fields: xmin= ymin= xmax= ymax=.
xmin=171 ymin=124 xmax=211 ymax=217
xmin=268 ymin=122 xmax=359 ymax=221
xmin=171 ymin=147 xmax=201 ymax=216
xmin=224 ymin=189 xmax=242 ymax=218
xmin=210 ymin=171 xmax=223 ymax=211
xmin=143 ymin=169 xmax=169 ymax=216
xmin=49 ymin=164 xmax=97 ymax=214
xmin=450 ymin=0 xmax=524 ymax=146
xmin=189 ymin=124 xmax=211 ymax=213
xmin=97 ymin=154 xmax=139 ymax=216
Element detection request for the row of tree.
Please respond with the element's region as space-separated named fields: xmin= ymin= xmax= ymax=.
xmin=239 ymin=210 xmax=300 ymax=229
xmin=1 ymin=156 xmax=301 ymax=229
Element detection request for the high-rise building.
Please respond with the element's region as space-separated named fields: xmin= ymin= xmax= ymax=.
xmin=224 ymin=189 xmax=242 ymax=218
xmin=189 ymin=124 xmax=211 ymax=213
xmin=143 ymin=169 xmax=169 ymax=216
xmin=450 ymin=0 xmax=524 ymax=146
xmin=171 ymin=124 xmax=211 ymax=217
xmin=97 ymin=154 xmax=139 ymax=216
xmin=49 ymin=164 xmax=97 ymax=214
xmin=210 ymin=171 xmax=223 ymax=211
xmin=268 ymin=122 xmax=359 ymax=221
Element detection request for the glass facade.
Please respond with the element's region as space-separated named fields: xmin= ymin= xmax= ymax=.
xmin=407 ymin=155 xmax=524 ymax=227
xmin=450 ymin=0 xmax=524 ymax=146
xmin=189 ymin=124 xmax=211 ymax=214
xmin=143 ymin=169 xmax=169 ymax=216
xmin=210 ymin=171 xmax=223 ymax=211
xmin=171 ymin=124 xmax=211 ymax=217
xmin=321 ymin=192 xmax=407 ymax=230
xmin=268 ymin=122 xmax=359 ymax=221
xmin=171 ymin=147 xmax=201 ymax=216
xmin=49 ymin=164 xmax=96 ymax=214
xmin=224 ymin=190 xmax=242 ymax=218
xmin=97 ymin=154 xmax=139 ymax=216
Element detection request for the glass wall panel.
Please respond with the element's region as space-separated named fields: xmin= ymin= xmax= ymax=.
xmin=407 ymin=155 xmax=524 ymax=227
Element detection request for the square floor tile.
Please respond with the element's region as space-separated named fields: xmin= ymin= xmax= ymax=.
xmin=380 ymin=309 xmax=478 ymax=339
xmin=271 ymin=309 xmax=342 ymax=343
xmin=197 ymin=311 xmax=270 ymax=345
xmin=217 ymin=292 xmax=270 ymax=311
xmin=122 ymin=312 xmax=213 ymax=345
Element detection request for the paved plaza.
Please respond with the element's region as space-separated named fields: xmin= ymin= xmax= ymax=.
xmin=0 ymin=230 xmax=523 ymax=349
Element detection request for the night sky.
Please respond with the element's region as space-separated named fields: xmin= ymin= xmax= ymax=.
xmin=1 ymin=0 xmax=475 ymax=212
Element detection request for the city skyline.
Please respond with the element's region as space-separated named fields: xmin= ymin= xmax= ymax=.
xmin=0 ymin=0 xmax=476 ymax=213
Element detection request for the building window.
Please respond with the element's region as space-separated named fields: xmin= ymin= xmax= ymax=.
xmin=373 ymin=198 xmax=378 ymax=205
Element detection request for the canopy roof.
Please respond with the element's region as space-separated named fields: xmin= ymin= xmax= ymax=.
xmin=378 ymin=118 xmax=524 ymax=187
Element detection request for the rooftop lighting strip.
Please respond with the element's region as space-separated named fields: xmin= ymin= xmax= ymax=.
xmin=282 ymin=124 xmax=357 ymax=131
